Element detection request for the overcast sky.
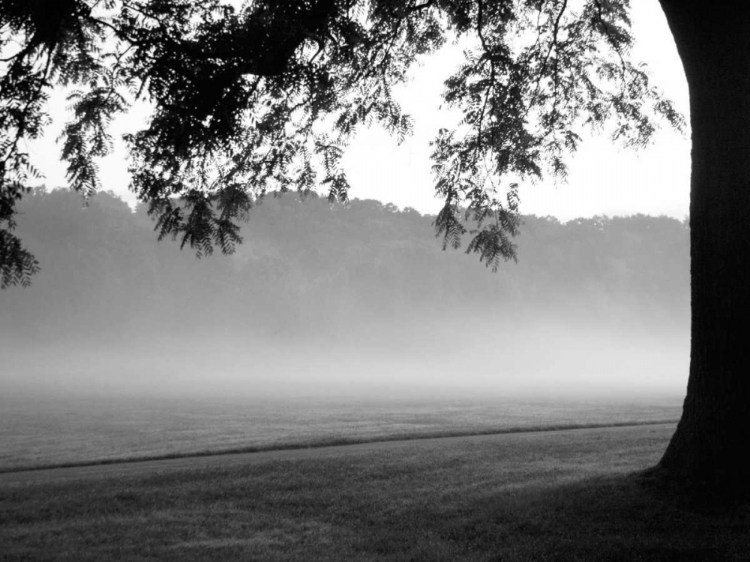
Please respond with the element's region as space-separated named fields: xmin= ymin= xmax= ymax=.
xmin=30 ymin=2 xmax=689 ymax=221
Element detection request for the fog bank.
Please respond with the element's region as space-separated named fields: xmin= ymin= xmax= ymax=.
xmin=1 ymin=189 xmax=689 ymax=401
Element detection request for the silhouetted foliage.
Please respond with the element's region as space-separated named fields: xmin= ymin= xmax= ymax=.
xmin=0 ymin=0 xmax=682 ymax=287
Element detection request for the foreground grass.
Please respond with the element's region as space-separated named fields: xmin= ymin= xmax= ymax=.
xmin=2 ymin=424 xmax=748 ymax=561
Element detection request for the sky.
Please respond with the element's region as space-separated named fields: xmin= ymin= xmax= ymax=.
xmin=29 ymin=2 xmax=690 ymax=221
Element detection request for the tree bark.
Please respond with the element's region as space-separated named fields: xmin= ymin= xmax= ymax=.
xmin=657 ymin=0 xmax=750 ymax=490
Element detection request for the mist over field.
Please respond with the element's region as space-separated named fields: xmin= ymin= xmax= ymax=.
xmin=1 ymin=188 xmax=689 ymax=402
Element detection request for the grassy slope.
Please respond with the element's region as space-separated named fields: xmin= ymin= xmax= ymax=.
xmin=2 ymin=424 xmax=748 ymax=561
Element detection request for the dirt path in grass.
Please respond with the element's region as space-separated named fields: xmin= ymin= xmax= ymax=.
xmin=0 ymin=422 xmax=676 ymax=486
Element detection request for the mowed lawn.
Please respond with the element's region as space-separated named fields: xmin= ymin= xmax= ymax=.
xmin=2 ymin=423 xmax=749 ymax=561
xmin=0 ymin=391 xmax=682 ymax=471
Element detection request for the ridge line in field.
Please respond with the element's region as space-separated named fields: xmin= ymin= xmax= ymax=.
xmin=1 ymin=419 xmax=678 ymax=476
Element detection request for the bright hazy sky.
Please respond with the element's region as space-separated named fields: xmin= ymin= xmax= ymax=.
xmin=31 ymin=2 xmax=690 ymax=221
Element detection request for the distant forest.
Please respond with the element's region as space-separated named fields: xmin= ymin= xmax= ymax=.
xmin=1 ymin=188 xmax=689 ymax=345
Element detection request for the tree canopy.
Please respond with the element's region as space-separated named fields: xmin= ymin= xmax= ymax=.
xmin=0 ymin=0 xmax=683 ymax=287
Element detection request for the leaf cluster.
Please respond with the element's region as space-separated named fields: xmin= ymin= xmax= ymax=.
xmin=0 ymin=0 xmax=683 ymax=287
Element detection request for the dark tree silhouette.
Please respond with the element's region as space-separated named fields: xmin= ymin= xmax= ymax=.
xmin=652 ymin=1 xmax=750 ymax=492
xmin=0 ymin=0 xmax=739 ymax=491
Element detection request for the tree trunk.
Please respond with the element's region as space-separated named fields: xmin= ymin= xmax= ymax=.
xmin=656 ymin=0 xmax=750 ymax=490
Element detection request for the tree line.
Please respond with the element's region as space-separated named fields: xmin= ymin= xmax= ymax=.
xmin=0 ymin=188 xmax=688 ymax=344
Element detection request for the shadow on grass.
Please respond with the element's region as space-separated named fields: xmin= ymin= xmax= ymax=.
xmin=3 ymin=467 xmax=749 ymax=561
xmin=403 ymin=473 xmax=750 ymax=562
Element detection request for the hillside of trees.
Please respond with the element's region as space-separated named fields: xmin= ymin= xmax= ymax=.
xmin=0 ymin=189 xmax=689 ymax=398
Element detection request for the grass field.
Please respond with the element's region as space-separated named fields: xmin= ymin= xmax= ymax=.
xmin=0 ymin=390 xmax=682 ymax=471
xmin=2 ymin=423 xmax=749 ymax=561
